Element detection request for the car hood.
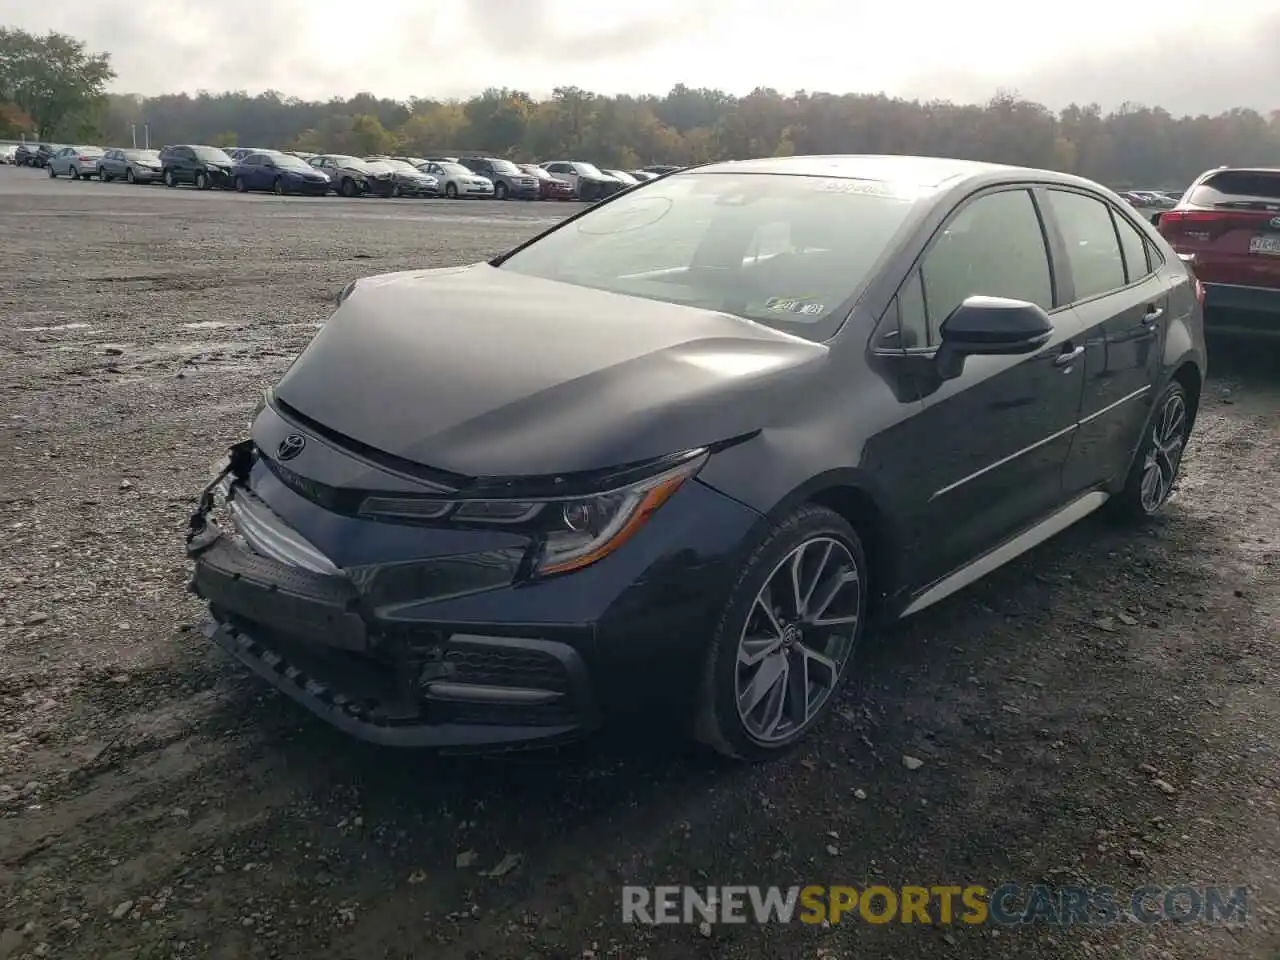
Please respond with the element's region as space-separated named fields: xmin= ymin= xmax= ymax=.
xmin=271 ymin=264 xmax=828 ymax=478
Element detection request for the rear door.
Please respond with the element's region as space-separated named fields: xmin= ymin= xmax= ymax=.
xmin=1157 ymin=169 xmax=1280 ymax=290
xmin=1043 ymin=188 xmax=1169 ymax=495
xmin=879 ymin=187 xmax=1088 ymax=589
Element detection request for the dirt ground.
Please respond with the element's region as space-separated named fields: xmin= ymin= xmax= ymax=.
xmin=0 ymin=167 xmax=1276 ymax=960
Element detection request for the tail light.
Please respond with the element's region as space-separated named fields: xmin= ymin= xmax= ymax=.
xmin=1195 ymin=278 xmax=1206 ymax=306
xmin=1158 ymin=209 xmax=1276 ymax=242
xmin=79 ymin=155 xmax=95 ymax=162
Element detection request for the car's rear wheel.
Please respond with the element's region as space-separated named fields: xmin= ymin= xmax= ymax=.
xmin=234 ymin=175 xmax=247 ymax=193
xmin=101 ymin=167 xmax=112 ymax=182
xmin=126 ymin=168 xmax=136 ymax=184
xmin=164 ymin=169 xmax=176 ymax=188
xmin=272 ymin=177 xmax=285 ymax=196
xmin=694 ymin=504 xmax=867 ymax=761
xmin=1111 ymin=380 xmax=1192 ymax=522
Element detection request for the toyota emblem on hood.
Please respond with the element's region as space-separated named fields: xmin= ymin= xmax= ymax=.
xmin=277 ymin=434 xmax=307 ymax=461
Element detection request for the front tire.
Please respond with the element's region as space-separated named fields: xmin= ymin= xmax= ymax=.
xmin=694 ymin=504 xmax=867 ymax=761
xmin=494 ymin=181 xmax=508 ymax=200
xmin=126 ymin=168 xmax=136 ymax=184
xmin=273 ymin=177 xmax=286 ymax=196
xmin=1110 ymin=380 xmax=1192 ymax=522
xmin=47 ymin=165 xmax=56 ymax=178
xmin=194 ymin=171 xmax=209 ymax=190
xmin=340 ymin=177 xmax=357 ymax=198
xmin=445 ymin=182 xmax=458 ymax=199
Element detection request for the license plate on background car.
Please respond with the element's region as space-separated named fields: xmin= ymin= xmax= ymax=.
xmin=1248 ymin=235 xmax=1280 ymax=255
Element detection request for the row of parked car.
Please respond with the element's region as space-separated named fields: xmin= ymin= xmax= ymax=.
xmin=2 ymin=140 xmax=684 ymax=201
xmin=1116 ymin=188 xmax=1184 ymax=208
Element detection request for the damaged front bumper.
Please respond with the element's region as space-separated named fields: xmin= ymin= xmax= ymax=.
xmin=185 ymin=443 xmax=600 ymax=751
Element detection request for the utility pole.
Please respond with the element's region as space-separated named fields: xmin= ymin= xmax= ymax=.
xmin=130 ymin=124 xmax=137 ymax=148
xmin=144 ymin=123 xmax=150 ymax=149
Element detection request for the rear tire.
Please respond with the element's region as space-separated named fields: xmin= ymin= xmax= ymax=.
xmin=101 ymin=167 xmax=112 ymax=182
xmin=273 ymin=177 xmax=285 ymax=196
xmin=694 ymin=504 xmax=868 ymax=761
xmin=126 ymin=168 xmax=136 ymax=184
xmin=164 ymin=169 xmax=176 ymax=188
xmin=1108 ymin=380 xmax=1192 ymax=523
xmin=234 ymin=175 xmax=247 ymax=193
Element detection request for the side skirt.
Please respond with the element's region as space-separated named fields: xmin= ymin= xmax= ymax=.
xmin=899 ymin=489 xmax=1109 ymax=619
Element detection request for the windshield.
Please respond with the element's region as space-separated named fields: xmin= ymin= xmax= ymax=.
xmin=324 ymin=156 xmax=368 ymax=171
xmin=77 ymin=146 xmax=104 ymax=155
xmin=274 ymin=155 xmax=314 ymax=171
xmin=378 ymin=159 xmax=420 ymax=174
xmin=498 ymin=172 xmax=919 ymax=342
xmin=522 ymin=165 xmax=549 ymax=179
xmin=572 ymin=162 xmax=605 ymax=177
xmin=485 ymin=159 xmax=520 ymax=174
xmin=364 ymin=160 xmax=394 ymax=172
xmin=126 ymin=149 xmax=160 ymax=161
xmin=438 ymin=162 xmax=471 ymax=176
xmin=194 ymin=146 xmax=231 ymax=164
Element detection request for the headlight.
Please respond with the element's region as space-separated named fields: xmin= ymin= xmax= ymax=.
xmin=357 ymin=449 xmax=709 ymax=577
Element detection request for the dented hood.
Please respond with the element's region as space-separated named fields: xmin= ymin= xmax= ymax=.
xmin=272 ymin=263 xmax=828 ymax=478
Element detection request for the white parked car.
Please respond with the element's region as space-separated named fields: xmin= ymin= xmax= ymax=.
xmin=0 ymin=144 xmax=17 ymax=164
xmin=47 ymin=145 xmax=105 ymax=180
xmin=417 ymin=160 xmax=494 ymax=199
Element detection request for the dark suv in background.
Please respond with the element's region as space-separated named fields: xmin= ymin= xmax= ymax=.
xmin=459 ymin=157 xmax=540 ymax=200
xmin=1154 ymin=165 xmax=1280 ymax=337
xmin=160 ymin=144 xmax=235 ymax=189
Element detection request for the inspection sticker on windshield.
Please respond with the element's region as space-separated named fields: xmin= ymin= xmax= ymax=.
xmin=765 ymin=296 xmax=825 ymax=315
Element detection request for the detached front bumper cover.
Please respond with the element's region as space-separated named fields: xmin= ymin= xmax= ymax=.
xmin=184 ymin=441 xmax=601 ymax=751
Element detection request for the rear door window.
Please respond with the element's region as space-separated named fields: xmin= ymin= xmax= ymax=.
xmin=1113 ymin=211 xmax=1154 ymax=283
xmin=1044 ymin=190 xmax=1126 ymax=300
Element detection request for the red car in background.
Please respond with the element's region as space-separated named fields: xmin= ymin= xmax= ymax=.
xmin=1153 ymin=166 xmax=1280 ymax=337
xmin=518 ymin=163 xmax=575 ymax=200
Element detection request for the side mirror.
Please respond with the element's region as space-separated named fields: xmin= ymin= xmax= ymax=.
xmin=1150 ymin=212 xmax=1162 ymax=226
xmin=935 ymin=296 xmax=1053 ymax=380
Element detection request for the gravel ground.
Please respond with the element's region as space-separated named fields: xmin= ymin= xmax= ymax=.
xmin=0 ymin=165 xmax=1277 ymax=960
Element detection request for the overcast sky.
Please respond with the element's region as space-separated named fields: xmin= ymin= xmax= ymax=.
xmin=4 ymin=0 xmax=1277 ymax=116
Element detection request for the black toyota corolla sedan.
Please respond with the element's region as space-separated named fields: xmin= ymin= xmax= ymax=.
xmin=187 ymin=155 xmax=1206 ymax=760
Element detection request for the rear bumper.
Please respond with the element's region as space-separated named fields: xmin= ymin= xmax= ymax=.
xmin=1203 ymin=283 xmax=1280 ymax=335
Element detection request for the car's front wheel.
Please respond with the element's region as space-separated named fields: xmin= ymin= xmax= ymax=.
xmin=695 ymin=504 xmax=867 ymax=761
xmin=1111 ymin=380 xmax=1192 ymax=522
xmin=194 ymin=171 xmax=209 ymax=190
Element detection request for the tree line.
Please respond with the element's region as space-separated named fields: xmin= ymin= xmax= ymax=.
xmin=4 ymin=27 xmax=1279 ymax=188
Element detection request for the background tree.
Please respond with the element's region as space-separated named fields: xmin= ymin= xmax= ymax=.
xmin=77 ymin=76 xmax=1280 ymax=188
xmin=0 ymin=28 xmax=114 ymax=139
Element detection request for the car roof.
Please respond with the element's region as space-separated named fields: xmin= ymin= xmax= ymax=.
xmin=688 ymin=154 xmax=1092 ymax=191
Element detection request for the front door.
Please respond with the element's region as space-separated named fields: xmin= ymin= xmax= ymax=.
xmin=887 ymin=187 xmax=1087 ymax=590
xmin=1042 ymin=189 xmax=1169 ymax=495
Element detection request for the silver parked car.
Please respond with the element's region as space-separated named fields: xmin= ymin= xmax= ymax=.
xmin=417 ymin=160 xmax=494 ymax=199
xmin=47 ymin=145 xmax=105 ymax=180
xmin=0 ymin=144 xmax=17 ymax=164
xmin=98 ymin=148 xmax=163 ymax=184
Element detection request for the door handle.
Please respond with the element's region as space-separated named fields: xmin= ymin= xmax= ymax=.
xmin=1054 ymin=345 xmax=1085 ymax=367
xmin=1141 ymin=305 xmax=1165 ymax=325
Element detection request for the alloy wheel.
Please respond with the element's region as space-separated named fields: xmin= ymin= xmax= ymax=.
xmin=1140 ymin=391 xmax=1187 ymax=513
xmin=733 ymin=537 xmax=861 ymax=744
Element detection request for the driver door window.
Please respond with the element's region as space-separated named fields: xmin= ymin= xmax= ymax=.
xmin=919 ymin=189 xmax=1055 ymax=346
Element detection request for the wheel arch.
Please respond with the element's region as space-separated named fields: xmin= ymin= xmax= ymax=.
xmin=736 ymin=469 xmax=908 ymax=622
